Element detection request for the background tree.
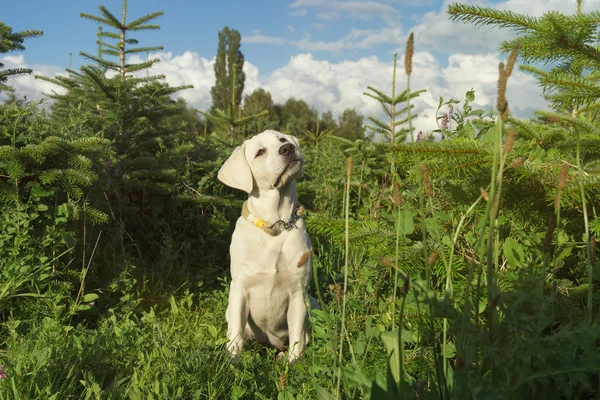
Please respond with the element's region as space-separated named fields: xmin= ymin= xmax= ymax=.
xmin=320 ymin=111 xmax=337 ymax=132
xmin=210 ymin=27 xmax=245 ymax=115
xmin=0 ymin=21 xmax=42 ymax=94
xmin=280 ymin=97 xmax=317 ymax=136
xmin=336 ymin=108 xmax=365 ymax=141
xmin=241 ymin=88 xmax=280 ymax=135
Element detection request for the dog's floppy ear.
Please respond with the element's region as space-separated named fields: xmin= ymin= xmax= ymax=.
xmin=218 ymin=144 xmax=253 ymax=193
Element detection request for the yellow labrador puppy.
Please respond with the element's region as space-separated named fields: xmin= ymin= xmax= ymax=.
xmin=218 ymin=130 xmax=314 ymax=362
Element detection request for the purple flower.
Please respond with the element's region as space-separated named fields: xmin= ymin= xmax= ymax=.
xmin=416 ymin=131 xmax=423 ymax=142
xmin=0 ymin=364 xmax=7 ymax=380
xmin=448 ymin=104 xmax=454 ymax=122
xmin=441 ymin=113 xmax=448 ymax=130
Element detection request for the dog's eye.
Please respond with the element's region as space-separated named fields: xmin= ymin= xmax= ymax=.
xmin=255 ymin=149 xmax=266 ymax=158
xmin=279 ymin=138 xmax=288 ymax=143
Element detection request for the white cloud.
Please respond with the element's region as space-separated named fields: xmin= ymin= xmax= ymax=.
xmin=0 ymin=55 xmax=66 ymax=102
xmin=130 ymin=51 xmax=216 ymax=111
xmin=280 ymin=26 xmax=404 ymax=54
xmin=243 ymin=35 xmax=288 ymax=45
xmin=413 ymin=0 xmax=600 ymax=56
xmin=290 ymin=0 xmax=397 ymax=18
xmin=317 ymin=11 xmax=340 ymax=20
xmin=3 ymin=51 xmax=546 ymax=136
xmin=290 ymin=8 xmax=308 ymax=16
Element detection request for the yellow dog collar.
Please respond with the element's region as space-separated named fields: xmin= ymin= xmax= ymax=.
xmin=241 ymin=201 xmax=305 ymax=236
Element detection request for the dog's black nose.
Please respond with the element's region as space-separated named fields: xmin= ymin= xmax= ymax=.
xmin=279 ymin=143 xmax=295 ymax=156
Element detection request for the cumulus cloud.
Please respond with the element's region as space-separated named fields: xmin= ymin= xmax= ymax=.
xmin=290 ymin=0 xmax=397 ymax=18
xmin=0 ymin=55 xmax=66 ymax=102
xmin=269 ymin=26 xmax=405 ymax=54
xmin=280 ymin=0 xmax=600 ymax=59
xmin=258 ymin=51 xmax=545 ymax=134
xmin=3 ymin=50 xmax=546 ymax=136
xmin=413 ymin=0 xmax=600 ymax=56
xmin=243 ymin=35 xmax=288 ymax=45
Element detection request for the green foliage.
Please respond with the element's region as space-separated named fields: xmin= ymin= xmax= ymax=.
xmin=241 ymin=88 xmax=281 ymax=135
xmin=0 ymin=21 xmax=42 ymax=93
xmin=336 ymin=108 xmax=366 ymax=141
xmin=280 ymin=97 xmax=318 ymax=136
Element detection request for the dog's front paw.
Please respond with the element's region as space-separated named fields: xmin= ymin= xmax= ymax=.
xmin=227 ymin=338 xmax=244 ymax=361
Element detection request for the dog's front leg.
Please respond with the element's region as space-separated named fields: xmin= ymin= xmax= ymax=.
xmin=286 ymin=292 xmax=307 ymax=363
xmin=226 ymin=280 xmax=248 ymax=359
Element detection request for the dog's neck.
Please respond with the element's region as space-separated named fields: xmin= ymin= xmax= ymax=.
xmin=247 ymin=181 xmax=297 ymax=224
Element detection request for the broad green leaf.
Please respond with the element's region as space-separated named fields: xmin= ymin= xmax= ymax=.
xmin=503 ymin=237 xmax=526 ymax=268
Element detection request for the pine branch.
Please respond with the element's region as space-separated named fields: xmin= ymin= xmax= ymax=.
xmin=125 ymin=46 xmax=164 ymax=54
xmin=80 ymin=52 xmax=120 ymax=70
xmin=535 ymin=110 xmax=600 ymax=136
xmin=364 ymin=86 xmax=393 ymax=103
xmin=97 ymin=41 xmax=120 ymax=51
xmin=231 ymin=110 xmax=269 ymax=126
xmin=98 ymin=6 xmax=123 ymax=28
xmin=126 ymin=12 xmax=164 ymax=29
xmin=124 ymin=59 xmax=160 ymax=72
xmin=129 ymin=24 xmax=161 ymax=31
xmin=98 ymin=31 xmax=121 ymax=39
xmin=79 ymin=13 xmax=115 ymax=28
xmin=13 ymin=29 xmax=43 ymax=40
xmin=447 ymin=3 xmax=539 ymax=32
xmin=0 ymin=68 xmax=33 ymax=80
xmin=367 ymin=116 xmax=392 ymax=133
xmin=80 ymin=66 xmax=116 ymax=102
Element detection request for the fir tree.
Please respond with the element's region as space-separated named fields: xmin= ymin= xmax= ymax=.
xmin=79 ymin=0 xmax=164 ymax=76
xmin=364 ymin=53 xmax=425 ymax=142
xmin=35 ymin=0 xmax=197 ymax=263
xmin=448 ymin=0 xmax=600 ymax=114
xmin=448 ymin=0 xmax=600 ymax=325
xmin=0 ymin=21 xmax=42 ymax=94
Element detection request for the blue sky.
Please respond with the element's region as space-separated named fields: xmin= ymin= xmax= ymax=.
xmin=5 ymin=0 xmax=444 ymax=73
xmin=3 ymin=0 xmax=595 ymax=134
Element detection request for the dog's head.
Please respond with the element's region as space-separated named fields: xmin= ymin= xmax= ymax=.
xmin=217 ymin=130 xmax=304 ymax=193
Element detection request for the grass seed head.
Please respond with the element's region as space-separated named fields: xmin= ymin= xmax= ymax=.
xmin=279 ymin=371 xmax=287 ymax=390
xmin=509 ymin=157 xmax=525 ymax=168
xmin=394 ymin=180 xmax=403 ymax=206
xmin=346 ymin=156 xmax=353 ymax=178
xmin=503 ymin=128 xmax=517 ymax=154
xmin=558 ymin=163 xmax=569 ymax=191
xmin=405 ymin=32 xmax=414 ymax=76
xmin=427 ymin=251 xmax=438 ymax=266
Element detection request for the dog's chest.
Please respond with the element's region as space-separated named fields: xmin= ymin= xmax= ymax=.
xmin=230 ymin=217 xmax=311 ymax=285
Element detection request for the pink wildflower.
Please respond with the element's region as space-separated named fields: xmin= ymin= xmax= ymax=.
xmin=448 ymin=104 xmax=454 ymax=123
xmin=0 ymin=364 xmax=7 ymax=380
xmin=441 ymin=113 xmax=448 ymax=130
xmin=416 ymin=131 xmax=423 ymax=142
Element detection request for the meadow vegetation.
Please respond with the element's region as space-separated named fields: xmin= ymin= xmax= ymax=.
xmin=1 ymin=0 xmax=599 ymax=398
